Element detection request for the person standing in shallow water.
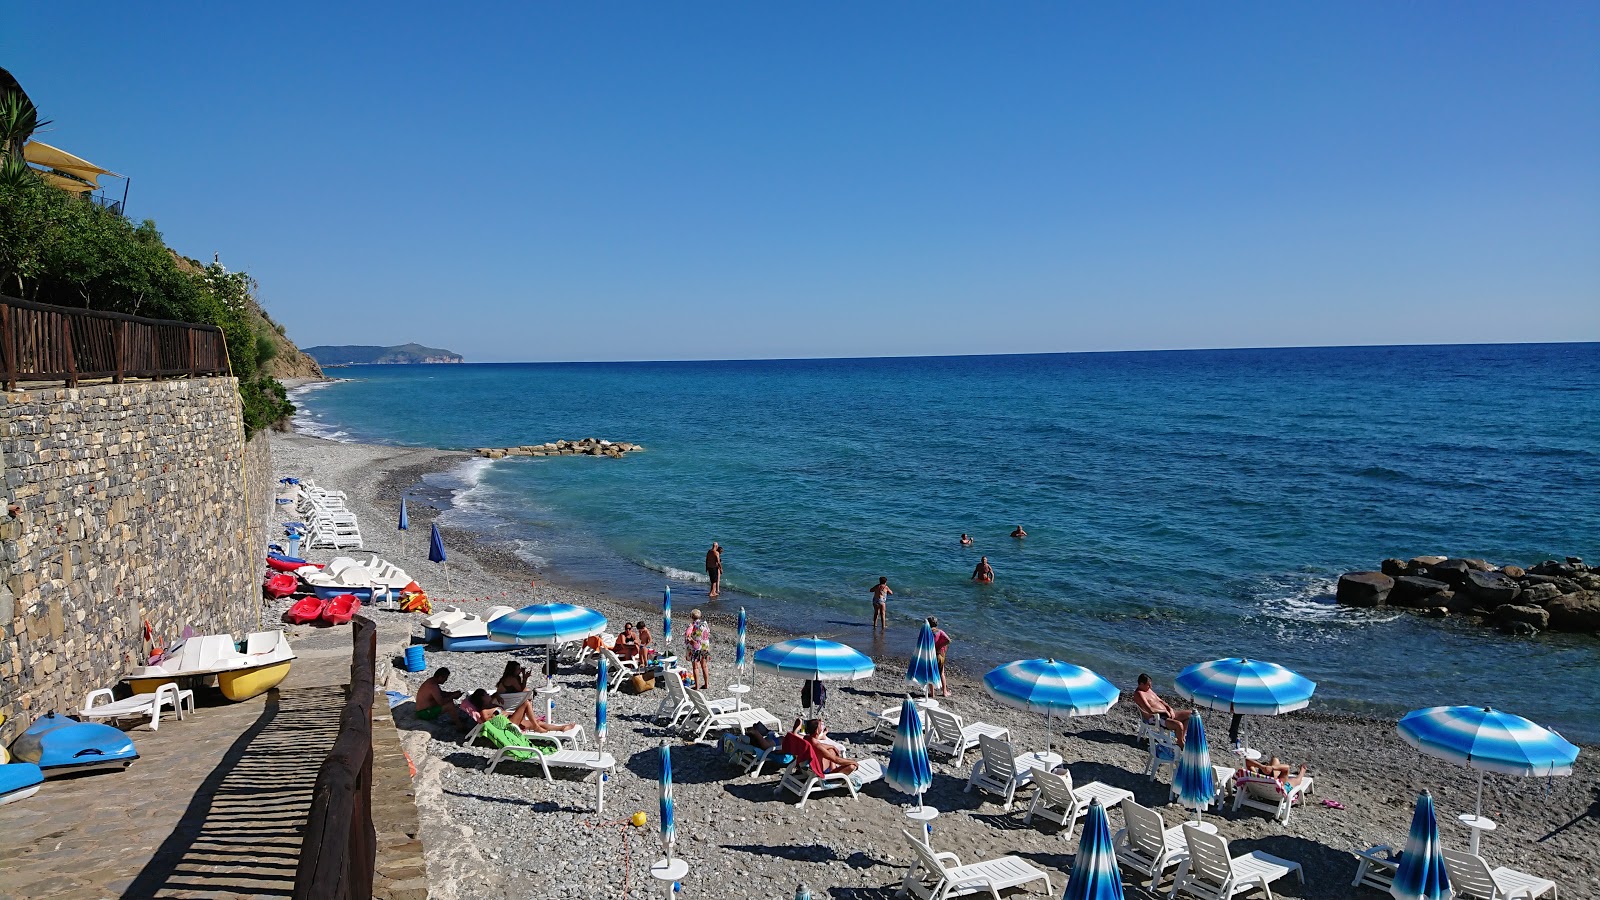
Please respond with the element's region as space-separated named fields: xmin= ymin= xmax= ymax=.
xmin=1011 ymin=525 xmax=1027 ymax=539
xmin=971 ymin=556 xmax=994 ymax=584
xmin=705 ymin=542 xmax=722 ymax=599
xmin=869 ymin=576 xmax=892 ymax=630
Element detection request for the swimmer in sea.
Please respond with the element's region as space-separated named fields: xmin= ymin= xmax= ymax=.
xmin=959 ymin=533 xmax=973 ymax=546
xmin=1011 ymin=525 xmax=1027 ymax=539
xmin=971 ymin=556 xmax=994 ymax=584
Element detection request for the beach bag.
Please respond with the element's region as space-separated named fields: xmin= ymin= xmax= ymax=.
xmin=625 ymin=673 xmax=656 ymax=694
xmin=480 ymin=714 xmax=552 ymax=761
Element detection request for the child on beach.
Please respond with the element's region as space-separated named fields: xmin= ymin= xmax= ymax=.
xmin=685 ymin=609 xmax=711 ymax=689
xmin=928 ymin=616 xmax=951 ymax=697
xmin=635 ymin=621 xmax=655 ymax=660
xmin=870 ymin=577 xmax=892 ymax=629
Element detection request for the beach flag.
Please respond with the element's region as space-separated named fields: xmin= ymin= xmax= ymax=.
xmin=885 ymin=696 xmax=933 ymax=809
xmin=596 ymin=656 xmax=609 ymax=747
xmin=906 ymin=621 xmax=940 ymax=695
xmin=658 ymin=741 xmax=676 ymax=860
xmin=1062 ymin=799 xmax=1124 ymax=900
xmin=662 ymin=586 xmax=672 ymax=649
xmin=428 ymin=522 xmax=449 ymax=591
xmin=1174 ymin=711 xmax=1216 ymax=820
xmin=397 ymin=496 xmax=409 ymax=553
xmin=1392 ymin=790 xmax=1452 ymax=900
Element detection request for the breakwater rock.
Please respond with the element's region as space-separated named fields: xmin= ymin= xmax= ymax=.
xmin=476 ymin=438 xmax=643 ymax=460
xmin=1337 ymin=556 xmax=1600 ymax=636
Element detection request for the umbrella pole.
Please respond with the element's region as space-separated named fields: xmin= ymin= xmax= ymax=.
xmin=1046 ymin=708 xmax=1053 ymax=752
xmin=1475 ymin=770 xmax=1485 ymax=818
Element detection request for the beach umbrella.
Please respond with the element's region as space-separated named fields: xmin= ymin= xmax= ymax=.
xmin=735 ymin=606 xmax=748 ymax=676
xmin=982 ymin=658 xmax=1119 ymax=749
xmin=1175 ymin=657 xmax=1315 ymax=756
xmin=658 ymin=740 xmax=676 ymax=861
xmin=1392 ymin=790 xmax=1452 ymax=900
xmin=662 ymin=586 xmax=672 ymax=650
xmin=1062 ymin=798 xmax=1124 ymax=900
xmin=885 ymin=696 xmax=933 ymax=808
xmin=1397 ymin=705 xmax=1579 ymax=818
xmin=1173 ymin=711 xmax=1215 ymax=820
xmin=754 ymin=637 xmax=875 ymax=715
xmin=428 ymin=523 xmax=449 ymax=591
xmin=488 ymin=603 xmax=608 ymax=646
xmin=794 ymin=885 xmax=812 ymax=900
xmin=595 ymin=656 xmax=609 ymax=748
xmin=397 ymin=496 xmax=408 ymax=553
xmin=905 ymin=621 xmax=941 ymax=696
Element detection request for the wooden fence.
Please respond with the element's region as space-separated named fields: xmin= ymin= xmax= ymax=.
xmin=0 ymin=295 xmax=230 ymax=390
xmin=293 ymin=616 xmax=378 ymax=900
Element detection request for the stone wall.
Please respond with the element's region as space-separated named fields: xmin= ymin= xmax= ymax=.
xmin=0 ymin=378 xmax=272 ymax=744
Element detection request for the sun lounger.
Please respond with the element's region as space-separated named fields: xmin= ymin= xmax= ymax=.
xmin=1022 ymin=768 xmax=1134 ymax=839
xmin=1170 ymin=824 xmax=1303 ymax=900
xmin=79 ymin=683 xmax=191 ymax=731
xmin=600 ymin=646 xmax=640 ymax=691
xmin=964 ymin=733 xmax=1033 ymax=809
xmin=898 ymin=829 xmax=1053 ymax=900
xmin=1170 ymin=764 xmax=1237 ymax=811
xmin=655 ymin=671 xmax=735 ymax=729
xmin=774 ymin=732 xmax=883 ymax=807
xmin=1114 ymin=798 xmax=1194 ymax=888
xmin=486 ymin=733 xmax=611 ymax=779
xmin=1145 ymin=732 xmax=1180 ymax=780
xmin=1441 ymin=848 xmax=1558 ymax=900
xmin=683 ymin=687 xmax=780 ymax=743
xmin=925 ymin=706 xmax=1008 ymax=764
xmin=1350 ymin=845 xmax=1399 ymax=891
xmin=719 ymin=731 xmax=794 ymax=779
xmin=1231 ymin=772 xmax=1314 ymax=825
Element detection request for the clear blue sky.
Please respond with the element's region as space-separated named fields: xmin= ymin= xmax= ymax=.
xmin=7 ymin=3 xmax=1597 ymax=361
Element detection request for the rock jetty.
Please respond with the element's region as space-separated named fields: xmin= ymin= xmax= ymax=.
xmin=475 ymin=438 xmax=643 ymax=460
xmin=1337 ymin=555 xmax=1600 ymax=636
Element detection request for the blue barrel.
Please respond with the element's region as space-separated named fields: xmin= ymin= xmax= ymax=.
xmin=404 ymin=645 xmax=426 ymax=673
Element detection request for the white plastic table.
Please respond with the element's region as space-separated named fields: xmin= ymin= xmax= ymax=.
xmin=585 ymin=754 xmax=613 ymax=814
xmin=727 ymin=683 xmax=750 ymax=711
xmin=905 ymin=806 xmax=939 ymax=845
xmin=1017 ymin=751 xmax=1063 ymax=773
xmin=1458 ymin=813 xmax=1496 ymax=855
xmin=536 ymin=684 xmax=561 ymax=722
xmin=651 ymin=857 xmax=688 ymax=899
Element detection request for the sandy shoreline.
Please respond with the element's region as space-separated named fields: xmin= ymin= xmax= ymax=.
xmin=268 ymin=431 xmax=1600 ymax=900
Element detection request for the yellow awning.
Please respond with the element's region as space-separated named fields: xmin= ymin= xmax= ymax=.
xmin=24 ymin=140 xmax=122 ymax=186
xmin=40 ymin=171 xmax=98 ymax=193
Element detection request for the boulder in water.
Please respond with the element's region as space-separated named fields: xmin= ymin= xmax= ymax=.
xmin=1522 ymin=583 xmax=1562 ymax=606
xmin=1546 ymin=592 xmax=1600 ymax=633
xmin=1421 ymin=559 xmax=1471 ymax=587
xmin=1465 ymin=570 xmax=1521 ymax=606
xmin=1494 ymin=604 xmax=1549 ymax=631
xmin=1500 ymin=565 xmax=1525 ymax=579
xmin=1391 ymin=575 xmax=1450 ymax=608
xmin=1336 ymin=571 xmax=1394 ymax=607
xmin=1381 ymin=558 xmax=1411 ymax=578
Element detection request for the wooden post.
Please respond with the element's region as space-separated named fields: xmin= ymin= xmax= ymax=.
xmin=114 ymin=320 xmax=126 ymax=383
xmin=63 ymin=317 xmax=77 ymax=388
xmin=187 ymin=328 xmax=197 ymax=378
xmin=1 ymin=304 xmax=15 ymax=391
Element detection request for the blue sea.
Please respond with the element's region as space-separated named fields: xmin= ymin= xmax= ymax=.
xmin=292 ymin=344 xmax=1600 ymax=740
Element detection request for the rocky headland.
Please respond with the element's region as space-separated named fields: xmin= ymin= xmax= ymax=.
xmin=1337 ymin=556 xmax=1599 ymax=636
xmin=475 ymin=437 xmax=643 ymax=459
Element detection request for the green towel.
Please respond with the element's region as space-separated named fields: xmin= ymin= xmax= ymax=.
xmin=481 ymin=713 xmax=554 ymax=760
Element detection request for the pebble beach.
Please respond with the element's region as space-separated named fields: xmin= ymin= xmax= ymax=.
xmin=270 ymin=429 xmax=1600 ymax=900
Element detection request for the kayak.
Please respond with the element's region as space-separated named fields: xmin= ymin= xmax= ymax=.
xmin=284 ymin=596 xmax=326 ymax=625
xmin=267 ymin=553 xmax=321 ymax=573
xmin=10 ymin=713 xmax=138 ymax=776
xmin=311 ymin=583 xmax=378 ymax=603
xmin=322 ymin=593 xmax=361 ymax=626
xmin=0 ymin=762 xmax=44 ymax=805
xmin=264 ymin=573 xmax=299 ymax=598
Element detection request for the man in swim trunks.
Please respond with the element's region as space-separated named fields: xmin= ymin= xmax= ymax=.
xmin=1011 ymin=525 xmax=1027 ymax=539
xmin=705 ymin=542 xmax=722 ymax=599
xmin=1132 ymin=673 xmax=1192 ymax=748
xmin=971 ymin=556 xmax=994 ymax=584
xmin=416 ymin=667 xmax=467 ymax=726
xmin=870 ymin=576 xmax=892 ymax=630
xmin=960 ymin=533 xmax=973 ymax=546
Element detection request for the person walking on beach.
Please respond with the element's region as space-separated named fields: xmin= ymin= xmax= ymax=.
xmin=928 ymin=616 xmax=951 ymax=697
xmin=1133 ymin=673 xmax=1192 ymax=748
xmin=705 ymin=542 xmax=723 ymax=599
xmin=685 ymin=609 xmax=712 ymax=690
xmin=971 ymin=556 xmax=994 ymax=584
xmin=1011 ymin=525 xmax=1027 ymax=539
xmin=869 ymin=576 xmax=893 ymax=629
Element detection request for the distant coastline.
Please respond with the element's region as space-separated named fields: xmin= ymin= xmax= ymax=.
xmin=303 ymin=343 xmax=464 ymax=366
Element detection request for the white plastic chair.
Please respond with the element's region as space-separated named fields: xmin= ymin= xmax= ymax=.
xmin=1441 ymin=848 xmax=1558 ymax=900
xmin=1170 ymin=824 xmax=1303 ymax=900
xmin=1145 ymin=732 xmax=1179 ymax=780
xmin=964 ymin=733 xmax=1033 ymax=809
xmin=1170 ymin=765 xmax=1237 ymax=811
xmin=925 ymin=706 xmax=1008 ymax=764
xmin=1231 ymin=773 xmax=1314 ymax=825
xmin=898 ymin=830 xmax=1053 ymax=900
xmin=1113 ymin=798 xmax=1191 ymax=889
xmin=1023 ymin=768 xmax=1134 ymax=839
xmin=683 ymin=688 xmax=779 ymax=743
xmin=79 ymin=683 xmax=192 ymax=731
xmin=655 ymin=672 xmax=735 ymax=728
xmin=599 ymin=646 xmax=639 ymax=691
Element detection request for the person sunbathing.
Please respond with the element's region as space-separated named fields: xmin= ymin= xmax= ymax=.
xmin=1246 ymin=755 xmax=1309 ymax=788
xmin=613 ymin=624 xmax=640 ymax=661
xmin=496 ymin=660 xmax=530 ymax=696
xmin=802 ymin=721 xmax=861 ymax=776
xmin=469 ymin=689 xmax=578 ymax=735
xmin=1132 ymin=673 xmax=1192 ymax=748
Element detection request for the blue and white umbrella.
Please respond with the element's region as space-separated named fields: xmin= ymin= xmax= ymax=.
xmin=735 ymin=607 xmax=748 ymax=670
xmin=489 ymin=603 xmax=608 ymax=646
xmin=662 ymin=586 xmax=672 ymax=649
xmin=1176 ymin=657 xmax=1316 ymax=756
xmin=1398 ymin=705 xmax=1579 ymax=817
xmin=1062 ymin=798 xmax=1124 ymax=900
xmin=906 ymin=621 xmax=941 ymax=694
xmin=659 ymin=740 xmax=676 ymax=861
xmin=1173 ymin=711 xmax=1215 ymax=820
xmin=428 ymin=522 xmax=449 ymax=590
xmin=885 ymin=696 xmax=933 ymax=809
xmin=1392 ymin=790 xmax=1452 ymax=900
xmin=397 ymin=496 xmax=409 ymax=552
xmin=754 ymin=638 xmax=876 ymax=682
xmin=982 ymin=658 xmax=1120 ymax=749
xmin=595 ymin=656 xmax=609 ymax=747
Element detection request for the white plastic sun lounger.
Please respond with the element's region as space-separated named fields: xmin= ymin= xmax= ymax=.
xmin=79 ymin=683 xmax=192 ymax=731
xmin=486 ymin=733 xmax=611 ymax=779
xmin=773 ymin=736 xmax=883 ymax=807
xmin=926 ymin=707 xmax=1008 ymax=764
xmin=1114 ymin=798 xmax=1194 ymax=889
xmin=1023 ymin=768 xmax=1134 ymax=840
xmin=899 ymin=830 xmax=1053 ymax=900
xmin=683 ymin=688 xmax=780 ymax=743
xmin=1171 ymin=824 xmax=1303 ymax=900
xmin=964 ymin=733 xmax=1034 ymax=809
xmin=600 ymin=646 xmax=640 ymax=691
xmin=1441 ymin=848 xmax=1558 ymax=900
xmin=655 ymin=671 xmax=735 ymax=728
xmin=1231 ymin=773 xmax=1314 ymax=825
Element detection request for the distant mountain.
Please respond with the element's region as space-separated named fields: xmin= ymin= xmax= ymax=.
xmin=304 ymin=343 xmax=465 ymax=366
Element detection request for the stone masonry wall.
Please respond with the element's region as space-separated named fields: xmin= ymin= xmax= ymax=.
xmin=0 ymin=378 xmax=272 ymax=745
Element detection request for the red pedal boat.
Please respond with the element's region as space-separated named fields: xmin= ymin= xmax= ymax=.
xmin=283 ymin=596 xmax=326 ymax=625
xmin=266 ymin=554 xmax=322 ymax=573
xmin=321 ymin=593 xmax=361 ymax=626
xmin=264 ymin=573 xmax=298 ymax=599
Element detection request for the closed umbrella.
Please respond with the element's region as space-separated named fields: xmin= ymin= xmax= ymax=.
xmin=659 ymin=741 xmax=676 ymax=859
xmin=886 ymin=696 xmax=933 ymax=806
xmin=982 ymin=658 xmax=1120 ymax=750
xmin=1173 ymin=711 xmax=1215 ymax=820
xmin=734 ymin=607 xmax=748 ymax=684
xmin=1175 ymin=657 xmax=1315 ymax=757
xmin=905 ymin=621 xmax=940 ymax=697
xmin=1397 ymin=705 xmax=1578 ymax=853
xmin=397 ymin=496 xmax=409 ymax=554
xmin=1392 ymin=790 xmax=1452 ymax=900
xmin=662 ymin=586 xmax=672 ymax=651
xmin=1062 ymin=798 xmax=1124 ymax=900
xmin=595 ymin=656 xmax=609 ymax=747
xmin=428 ymin=523 xmax=449 ymax=591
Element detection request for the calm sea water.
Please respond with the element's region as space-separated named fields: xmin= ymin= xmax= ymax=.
xmin=293 ymin=344 xmax=1600 ymax=739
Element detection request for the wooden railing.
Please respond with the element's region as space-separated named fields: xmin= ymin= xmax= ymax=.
xmin=0 ymin=295 xmax=229 ymax=390
xmin=294 ymin=616 xmax=377 ymax=900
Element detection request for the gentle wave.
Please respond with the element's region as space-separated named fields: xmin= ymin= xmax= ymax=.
xmin=638 ymin=561 xmax=710 ymax=584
